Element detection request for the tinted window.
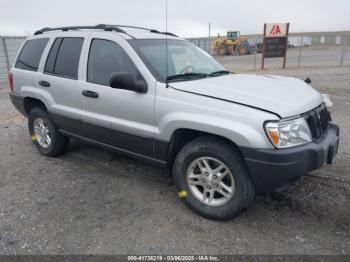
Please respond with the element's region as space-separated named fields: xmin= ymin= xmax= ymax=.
xmin=15 ymin=38 xmax=49 ymax=71
xmin=45 ymin=37 xmax=84 ymax=79
xmin=87 ymin=39 xmax=139 ymax=85
xmin=44 ymin=38 xmax=62 ymax=74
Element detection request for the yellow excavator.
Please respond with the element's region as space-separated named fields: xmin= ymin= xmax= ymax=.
xmin=213 ymin=31 xmax=251 ymax=56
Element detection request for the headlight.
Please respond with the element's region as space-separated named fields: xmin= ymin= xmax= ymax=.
xmin=265 ymin=117 xmax=312 ymax=148
xmin=322 ymin=93 xmax=333 ymax=108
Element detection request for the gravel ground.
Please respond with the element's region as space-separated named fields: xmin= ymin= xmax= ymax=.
xmin=0 ymin=66 xmax=349 ymax=255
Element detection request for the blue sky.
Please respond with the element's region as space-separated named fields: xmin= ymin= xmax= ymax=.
xmin=0 ymin=0 xmax=349 ymax=36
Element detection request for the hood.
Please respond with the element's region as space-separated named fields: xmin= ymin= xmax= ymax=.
xmin=170 ymin=74 xmax=323 ymax=118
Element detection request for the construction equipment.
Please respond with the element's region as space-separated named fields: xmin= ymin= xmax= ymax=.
xmin=213 ymin=31 xmax=251 ymax=56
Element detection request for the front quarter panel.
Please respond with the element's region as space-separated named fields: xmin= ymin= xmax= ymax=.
xmin=155 ymin=82 xmax=279 ymax=149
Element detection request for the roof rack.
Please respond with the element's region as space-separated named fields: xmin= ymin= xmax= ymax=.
xmin=109 ymin=25 xmax=177 ymax=37
xmin=34 ymin=24 xmax=178 ymax=38
xmin=34 ymin=24 xmax=127 ymax=35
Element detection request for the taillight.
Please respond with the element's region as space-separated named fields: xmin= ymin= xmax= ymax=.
xmin=8 ymin=72 xmax=13 ymax=92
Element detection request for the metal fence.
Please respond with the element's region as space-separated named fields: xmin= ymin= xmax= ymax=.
xmin=0 ymin=32 xmax=349 ymax=85
xmin=0 ymin=36 xmax=26 ymax=83
xmin=188 ymin=32 xmax=350 ymax=71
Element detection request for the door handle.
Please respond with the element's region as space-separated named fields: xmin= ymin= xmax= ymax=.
xmin=39 ymin=80 xmax=50 ymax=87
xmin=82 ymin=90 xmax=99 ymax=98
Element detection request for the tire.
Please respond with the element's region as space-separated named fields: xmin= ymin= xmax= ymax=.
xmin=28 ymin=107 xmax=69 ymax=157
xmin=237 ymin=45 xmax=248 ymax=55
xmin=219 ymin=43 xmax=228 ymax=56
xmin=173 ymin=136 xmax=255 ymax=220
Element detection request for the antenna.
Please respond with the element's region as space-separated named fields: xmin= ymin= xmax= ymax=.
xmin=165 ymin=0 xmax=169 ymax=86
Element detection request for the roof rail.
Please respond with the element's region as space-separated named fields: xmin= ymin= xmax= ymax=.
xmin=107 ymin=24 xmax=178 ymax=37
xmin=33 ymin=24 xmax=178 ymax=38
xmin=150 ymin=30 xmax=177 ymax=37
xmin=33 ymin=24 xmax=127 ymax=35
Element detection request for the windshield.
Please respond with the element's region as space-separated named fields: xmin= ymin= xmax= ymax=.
xmin=129 ymin=39 xmax=225 ymax=82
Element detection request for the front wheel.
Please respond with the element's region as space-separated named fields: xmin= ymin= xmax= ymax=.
xmin=237 ymin=45 xmax=249 ymax=55
xmin=173 ymin=136 xmax=255 ymax=220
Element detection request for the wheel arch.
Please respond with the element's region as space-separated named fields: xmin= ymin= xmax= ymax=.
xmin=23 ymin=97 xmax=48 ymax=115
xmin=166 ymin=128 xmax=246 ymax=170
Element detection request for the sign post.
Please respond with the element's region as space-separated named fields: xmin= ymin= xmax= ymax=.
xmin=261 ymin=23 xmax=289 ymax=70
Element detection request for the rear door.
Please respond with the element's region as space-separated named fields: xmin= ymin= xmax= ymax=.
xmin=12 ymin=37 xmax=50 ymax=95
xmin=36 ymin=34 xmax=87 ymax=135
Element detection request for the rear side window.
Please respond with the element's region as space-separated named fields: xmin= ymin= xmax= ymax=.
xmin=87 ymin=39 xmax=139 ymax=85
xmin=15 ymin=38 xmax=49 ymax=71
xmin=45 ymin=38 xmax=62 ymax=74
xmin=45 ymin=37 xmax=84 ymax=79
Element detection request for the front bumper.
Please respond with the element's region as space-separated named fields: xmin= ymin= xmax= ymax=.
xmin=241 ymin=124 xmax=340 ymax=193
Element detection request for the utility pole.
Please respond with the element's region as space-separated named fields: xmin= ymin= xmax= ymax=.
xmin=208 ymin=22 xmax=211 ymax=54
xmin=2 ymin=38 xmax=10 ymax=72
xmin=340 ymin=32 xmax=347 ymax=66
xmin=297 ymin=34 xmax=304 ymax=68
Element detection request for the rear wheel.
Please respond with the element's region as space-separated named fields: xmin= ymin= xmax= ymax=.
xmin=173 ymin=136 xmax=255 ymax=220
xmin=28 ymin=107 xmax=69 ymax=156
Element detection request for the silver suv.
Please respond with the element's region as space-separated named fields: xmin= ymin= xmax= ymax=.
xmin=9 ymin=25 xmax=339 ymax=220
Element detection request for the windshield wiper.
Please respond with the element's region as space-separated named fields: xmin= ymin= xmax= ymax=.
xmin=166 ymin=73 xmax=208 ymax=82
xmin=165 ymin=70 xmax=232 ymax=82
xmin=208 ymin=70 xmax=232 ymax=77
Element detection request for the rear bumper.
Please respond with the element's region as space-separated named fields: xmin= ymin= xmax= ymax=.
xmin=9 ymin=93 xmax=27 ymax=116
xmin=241 ymin=124 xmax=340 ymax=193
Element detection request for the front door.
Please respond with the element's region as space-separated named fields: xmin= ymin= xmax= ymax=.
xmin=80 ymin=34 xmax=156 ymax=158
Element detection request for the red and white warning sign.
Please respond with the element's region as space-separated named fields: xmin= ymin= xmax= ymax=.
xmin=261 ymin=22 xmax=290 ymax=69
xmin=265 ymin=23 xmax=288 ymax=37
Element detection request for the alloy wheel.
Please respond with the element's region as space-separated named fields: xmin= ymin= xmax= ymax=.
xmin=186 ymin=157 xmax=235 ymax=206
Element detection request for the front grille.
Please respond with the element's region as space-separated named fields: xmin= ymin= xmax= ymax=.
xmin=303 ymin=103 xmax=331 ymax=140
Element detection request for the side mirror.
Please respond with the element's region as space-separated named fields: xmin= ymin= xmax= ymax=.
xmin=109 ymin=72 xmax=147 ymax=93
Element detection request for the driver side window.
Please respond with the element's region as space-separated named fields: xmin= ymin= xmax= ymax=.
xmin=87 ymin=39 xmax=139 ymax=86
